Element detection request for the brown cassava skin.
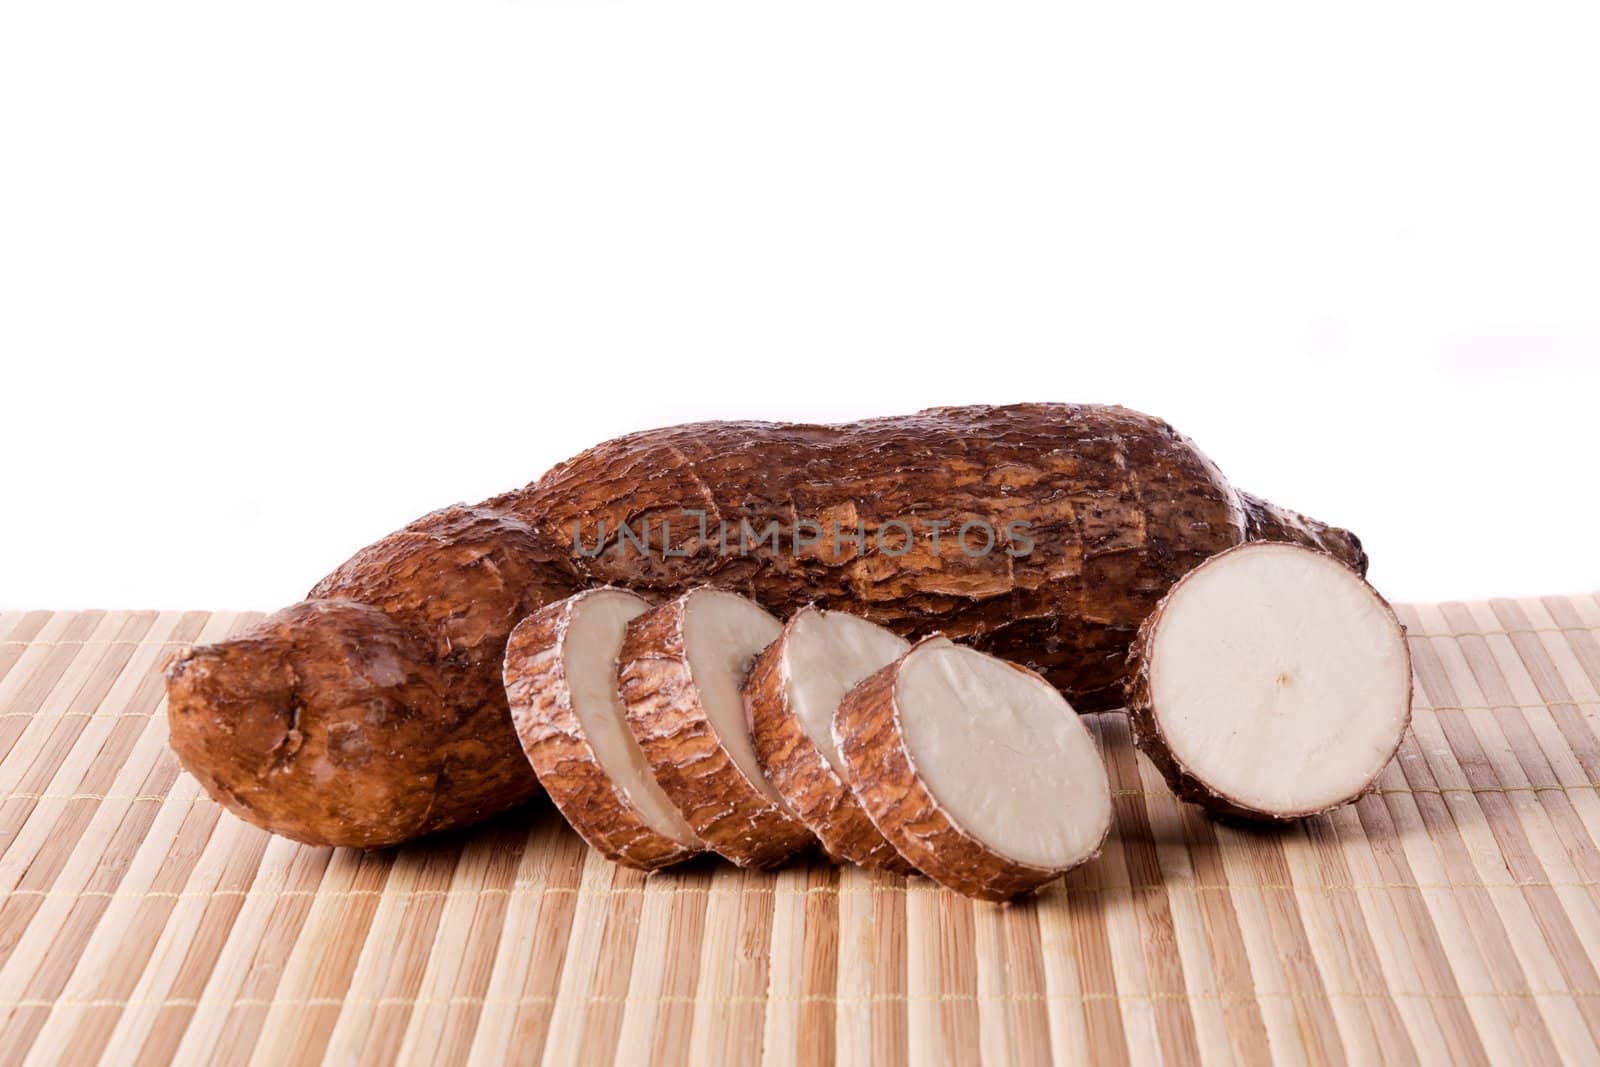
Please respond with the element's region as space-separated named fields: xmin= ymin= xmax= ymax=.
xmin=616 ymin=591 xmax=815 ymax=868
xmin=166 ymin=506 xmax=573 ymax=848
xmin=1124 ymin=542 xmax=1412 ymax=822
xmin=167 ymin=403 xmax=1365 ymax=848
xmin=835 ymin=640 xmax=1103 ymax=901
xmin=503 ymin=590 xmax=702 ymax=870
xmin=512 ymin=403 xmax=1366 ymax=712
xmin=744 ymin=610 xmax=913 ymax=873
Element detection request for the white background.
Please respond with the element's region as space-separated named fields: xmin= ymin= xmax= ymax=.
xmin=3 ymin=1 xmax=1596 ymax=609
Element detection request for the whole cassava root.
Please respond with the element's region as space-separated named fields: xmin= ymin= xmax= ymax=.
xmin=166 ymin=404 xmax=1366 ymax=848
xmin=518 ymin=404 xmax=1366 ymax=711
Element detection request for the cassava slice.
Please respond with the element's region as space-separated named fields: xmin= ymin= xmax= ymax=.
xmin=1126 ymin=542 xmax=1412 ymax=821
xmin=618 ymin=587 xmax=815 ymax=868
xmin=503 ymin=588 xmax=703 ymax=870
xmin=835 ymin=638 xmax=1112 ymax=901
xmin=745 ymin=607 xmax=913 ymax=871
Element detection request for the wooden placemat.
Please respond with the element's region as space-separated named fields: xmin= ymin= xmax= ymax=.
xmin=1 ymin=596 xmax=1599 ymax=1066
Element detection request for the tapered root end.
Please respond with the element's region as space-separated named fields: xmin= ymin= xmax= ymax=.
xmin=166 ymin=599 xmax=537 ymax=848
xmin=1237 ymin=490 xmax=1368 ymax=576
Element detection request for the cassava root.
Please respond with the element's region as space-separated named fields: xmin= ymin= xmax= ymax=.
xmin=166 ymin=404 xmax=1366 ymax=847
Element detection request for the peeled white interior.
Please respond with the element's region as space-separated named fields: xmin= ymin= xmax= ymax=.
xmin=566 ymin=591 xmax=699 ymax=846
xmin=895 ymin=640 xmax=1112 ymax=870
xmin=682 ymin=589 xmax=786 ymax=801
xmin=784 ymin=609 xmax=910 ymax=774
xmin=1147 ymin=543 xmax=1412 ymax=816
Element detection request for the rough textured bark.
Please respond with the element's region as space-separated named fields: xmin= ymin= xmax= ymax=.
xmin=834 ymin=641 xmax=1102 ymax=901
xmin=744 ymin=617 xmax=913 ymax=872
xmin=616 ymin=592 xmax=814 ymax=868
xmin=167 ymin=403 xmax=1366 ymax=847
xmin=503 ymin=590 xmax=701 ymax=870
xmin=513 ymin=404 xmax=1365 ymax=712
xmin=1124 ymin=542 xmax=1412 ymax=821
xmin=166 ymin=506 xmax=571 ymax=848
xmin=165 ymin=600 xmax=456 ymax=848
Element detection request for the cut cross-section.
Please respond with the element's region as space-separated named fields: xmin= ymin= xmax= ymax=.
xmin=745 ymin=607 xmax=913 ymax=871
xmin=1126 ymin=542 xmax=1413 ymax=820
xmin=618 ymin=587 xmax=815 ymax=868
xmin=835 ymin=638 xmax=1112 ymax=901
xmin=503 ymin=588 xmax=703 ymax=869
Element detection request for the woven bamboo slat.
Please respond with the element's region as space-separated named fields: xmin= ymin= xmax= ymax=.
xmin=1 ymin=596 xmax=1598 ymax=1064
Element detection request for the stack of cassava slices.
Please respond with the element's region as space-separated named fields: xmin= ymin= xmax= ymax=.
xmin=500 ymin=542 xmax=1412 ymax=902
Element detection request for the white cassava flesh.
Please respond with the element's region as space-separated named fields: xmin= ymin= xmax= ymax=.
xmin=835 ymin=638 xmax=1112 ymax=901
xmin=618 ymin=588 xmax=815 ymax=868
xmin=1126 ymin=542 xmax=1413 ymax=820
xmin=503 ymin=589 xmax=702 ymax=869
xmin=745 ymin=608 xmax=912 ymax=870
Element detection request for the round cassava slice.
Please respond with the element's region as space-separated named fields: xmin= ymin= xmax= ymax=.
xmin=835 ymin=638 xmax=1112 ymax=901
xmin=745 ymin=607 xmax=913 ymax=871
xmin=618 ymin=587 xmax=815 ymax=868
xmin=1126 ymin=542 xmax=1413 ymax=821
xmin=503 ymin=588 xmax=703 ymax=870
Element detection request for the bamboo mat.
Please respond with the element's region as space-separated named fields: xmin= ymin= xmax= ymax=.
xmin=2 ymin=598 xmax=1600 ymax=1065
